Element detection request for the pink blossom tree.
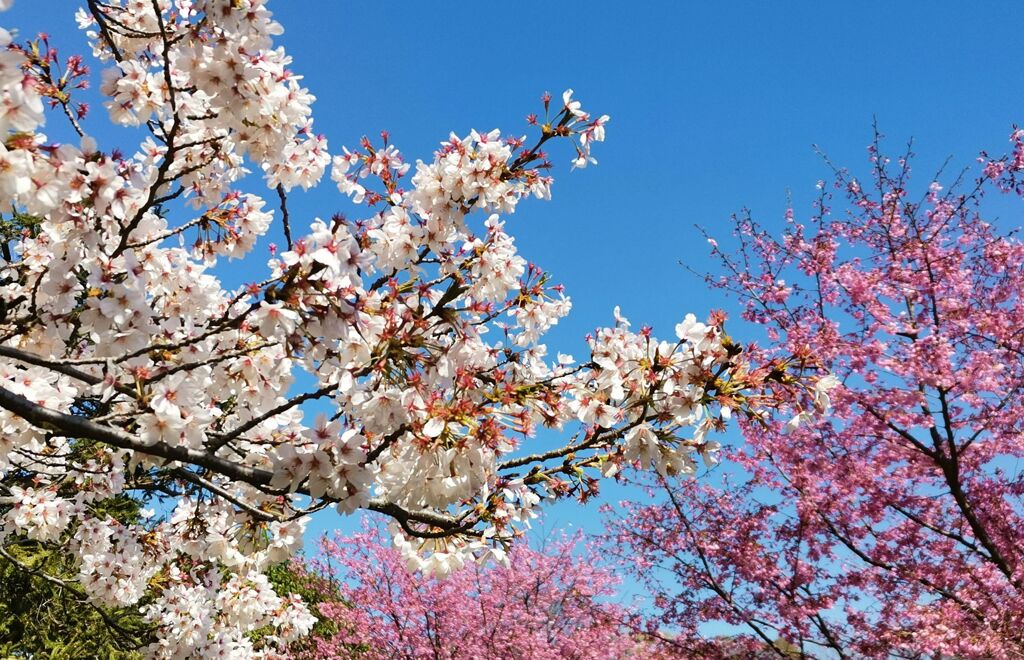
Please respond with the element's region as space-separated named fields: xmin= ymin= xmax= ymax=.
xmin=303 ymin=526 xmax=648 ymax=660
xmin=608 ymin=128 xmax=1024 ymax=658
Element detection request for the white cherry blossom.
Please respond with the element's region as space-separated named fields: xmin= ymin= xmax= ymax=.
xmin=0 ymin=1 xmax=829 ymax=655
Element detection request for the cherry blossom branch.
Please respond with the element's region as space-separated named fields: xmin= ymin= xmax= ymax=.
xmin=169 ymin=467 xmax=278 ymax=522
xmin=206 ymin=381 xmax=341 ymax=451
xmin=85 ymin=0 xmax=125 ymax=62
xmin=0 ymin=383 xmax=467 ymax=535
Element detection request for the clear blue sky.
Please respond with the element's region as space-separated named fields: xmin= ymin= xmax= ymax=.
xmin=7 ymin=0 xmax=1024 ymax=605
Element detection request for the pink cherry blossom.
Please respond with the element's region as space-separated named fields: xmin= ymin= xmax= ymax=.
xmin=301 ymin=525 xmax=646 ymax=659
xmin=608 ymin=127 xmax=1024 ymax=658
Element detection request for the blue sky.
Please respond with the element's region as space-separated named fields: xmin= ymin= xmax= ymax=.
xmin=6 ymin=0 xmax=1024 ymax=611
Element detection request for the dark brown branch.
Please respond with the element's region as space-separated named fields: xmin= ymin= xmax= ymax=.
xmin=276 ymin=184 xmax=293 ymax=251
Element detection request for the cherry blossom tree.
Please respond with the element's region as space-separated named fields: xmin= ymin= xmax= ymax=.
xmin=0 ymin=0 xmax=829 ymax=655
xmin=300 ymin=526 xmax=647 ymax=659
xmin=608 ymin=128 xmax=1024 ymax=658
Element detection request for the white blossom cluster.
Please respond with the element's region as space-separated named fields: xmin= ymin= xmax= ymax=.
xmin=0 ymin=0 xmax=827 ymax=655
xmin=84 ymin=0 xmax=328 ymax=196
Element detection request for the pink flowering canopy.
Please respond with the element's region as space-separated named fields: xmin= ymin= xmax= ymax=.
xmin=303 ymin=526 xmax=645 ymax=659
xmin=608 ymin=129 xmax=1024 ymax=657
xmin=0 ymin=0 xmax=829 ymax=656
